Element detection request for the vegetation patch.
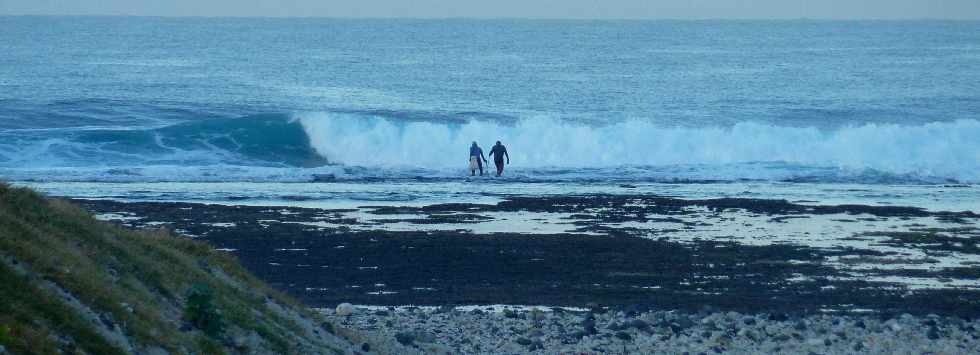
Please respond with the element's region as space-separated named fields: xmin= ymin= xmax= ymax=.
xmin=185 ymin=283 xmax=226 ymax=338
xmin=0 ymin=183 xmax=358 ymax=354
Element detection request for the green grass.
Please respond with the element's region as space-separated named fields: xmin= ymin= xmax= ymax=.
xmin=0 ymin=183 xmax=345 ymax=354
xmin=0 ymin=262 xmax=124 ymax=355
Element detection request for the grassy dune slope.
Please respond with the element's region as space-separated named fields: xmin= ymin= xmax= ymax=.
xmin=0 ymin=183 xmax=369 ymax=355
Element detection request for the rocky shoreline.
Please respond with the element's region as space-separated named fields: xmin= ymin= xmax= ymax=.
xmin=73 ymin=195 xmax=980 ymax=317
xmin=321 ymin=305 xmax=979 ymax=354
xmin=71 ymin=194 xmax=980 ymax=352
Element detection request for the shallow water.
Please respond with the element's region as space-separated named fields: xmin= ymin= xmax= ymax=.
xmin=19 ymin=181 xmax=980 ymax=213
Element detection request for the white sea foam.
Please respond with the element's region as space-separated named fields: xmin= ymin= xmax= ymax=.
xmin=3 ymin=113 xmax=977 ymax=184
xmin=299 ymin=113 xmax=980 ymax=183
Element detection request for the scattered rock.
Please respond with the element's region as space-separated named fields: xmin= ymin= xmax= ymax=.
xmin=414 ymin=330 xmax=437 ymax=344
xmin=179 ymin=322 xmax=193 ymax=332
xmin=629 ymin=319 xmax=651 ymax=332
xmin=529 ymin=340 xmax=545 ymax=351
xmin=569 ymin=330 xmax=589 ymax=339
xmin=607 ymin=322 xmax=626 ymax=331
xmin=615 ymin=331 xmax=632 ymax=341
xmin=394 ymin=331 xmax=415 ymax=346
xmin=530 ymin=308 xmax=546 ymax=324
xmin=321 ymin=306 xmax=978 ymax=354
xmin=853 ymin=341 xmax=864 ymax=351
xmin=675 ymin=317 xmax=696 ymax=329
xmin=229 ymin=330 xmax=261 ymax=351
xmin=581 ymin=314 xmax=598 ymax=335
xmin=526 ymin=328 xmax=545 ymax=338
xmin=888 ymin=321 xmax=902 ymax=332
xmin=335 ymin=303 xmax=355 ymax=317
xmin=98 ymin=313 xmax=116 ymax=330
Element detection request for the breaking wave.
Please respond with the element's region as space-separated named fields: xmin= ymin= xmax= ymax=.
xmin=0 ymin=114 xmax=324 ymax=168
xmin=1 ymin=111 xmax=978 ymax=184
xmin=299 ymin=112 xmax=980 ymax=183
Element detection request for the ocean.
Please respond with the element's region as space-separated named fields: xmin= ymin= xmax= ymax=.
xmin=2 ymin=17 xmax=979 ymax=207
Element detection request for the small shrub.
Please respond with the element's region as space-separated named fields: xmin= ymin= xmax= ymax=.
xmin=184 ymin=283 xmax=224 ymax=338
xmin=0 ymin=323 xmax=14 ymax=345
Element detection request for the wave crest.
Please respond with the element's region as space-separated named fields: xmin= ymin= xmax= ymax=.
xmin=2 ymin=111 xmax=977 ymax=184
xmin=299 ymin=113 xmax=980 ymax=183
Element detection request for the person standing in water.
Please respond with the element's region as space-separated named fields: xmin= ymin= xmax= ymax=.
xmin=488 ymin=141 xmax=509 ymax=177
xmin=469 ymin=142 xmax=488 ymax=176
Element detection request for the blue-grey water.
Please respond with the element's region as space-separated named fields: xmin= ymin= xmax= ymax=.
xmin=2 ymin=17 xmax=979 ymax=184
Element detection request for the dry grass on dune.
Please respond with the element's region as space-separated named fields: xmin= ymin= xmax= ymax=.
xmin=0 ymin=183 xmax=361 ymax=354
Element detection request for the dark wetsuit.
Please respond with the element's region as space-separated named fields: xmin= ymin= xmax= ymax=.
xmin=488 ymin=144 xmax=509 ymax=176
xmin=470 ymin=145 xmax=486 ymax=176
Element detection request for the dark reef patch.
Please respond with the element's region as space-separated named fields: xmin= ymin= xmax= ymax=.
xmin=72 ymin=195 xmax=980 ymax=317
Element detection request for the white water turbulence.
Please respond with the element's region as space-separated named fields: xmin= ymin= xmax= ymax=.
xmin=299 ymin=113 xmax=980 ymax=183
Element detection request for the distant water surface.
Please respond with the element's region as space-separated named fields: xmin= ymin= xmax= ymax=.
xmin=1 ymin=17 xmax=978 ymax=184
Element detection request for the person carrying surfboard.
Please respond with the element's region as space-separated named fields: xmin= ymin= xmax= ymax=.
xmin=469 ymin=142 xmax=488 ymax=176
xmin=488 ymin=141 xmax=509 ymax=177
